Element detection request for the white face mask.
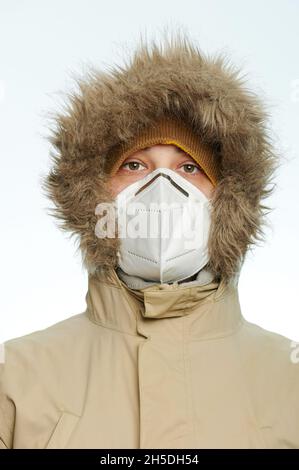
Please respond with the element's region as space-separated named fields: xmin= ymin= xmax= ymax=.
xmin=114 ymin=167 xmax=212 ymax=284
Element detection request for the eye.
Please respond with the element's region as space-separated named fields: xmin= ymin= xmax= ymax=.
xmin=179 ymin=163 xmax=203 ymax=174
xmin=121 ymin=160 xmax=147 ymax=171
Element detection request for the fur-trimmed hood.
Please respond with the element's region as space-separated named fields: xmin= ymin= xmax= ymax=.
xmin=41 ymin=31 xmax=278 ymax=283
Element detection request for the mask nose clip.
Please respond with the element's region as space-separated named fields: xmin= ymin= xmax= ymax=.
xmin=135 ymin=171 xmax=189 ymax=198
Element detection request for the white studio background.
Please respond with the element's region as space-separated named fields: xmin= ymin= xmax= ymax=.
xmin=0 ymin=0 xmax=298 ymax=344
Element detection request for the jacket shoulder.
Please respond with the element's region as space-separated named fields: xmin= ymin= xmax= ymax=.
xmin=241 ymin=319 xmax=298 ymax=364
xmin=239 ymin=319 xmax=299 ymax=383
xmin=4 ymin=312 xmax=90 ymax=348
xmin=1 ymin=312 xmax=95 ymax=387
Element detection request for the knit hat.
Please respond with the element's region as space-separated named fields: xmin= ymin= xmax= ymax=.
xmin=105 ymin=115 xmax=220 ymax=186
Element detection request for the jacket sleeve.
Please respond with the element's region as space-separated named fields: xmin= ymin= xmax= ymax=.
xmin=0 ymin=365 xmax=15 ymax=449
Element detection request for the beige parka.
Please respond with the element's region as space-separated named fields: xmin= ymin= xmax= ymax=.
xmin=1 ymin=267 xmax=299 ymax=449
xmin=1 ymin=31 xmax=298 ymax=449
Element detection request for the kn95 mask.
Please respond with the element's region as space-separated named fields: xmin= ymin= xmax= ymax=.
xmin=114 ymin=167 xmax=212 ymax=284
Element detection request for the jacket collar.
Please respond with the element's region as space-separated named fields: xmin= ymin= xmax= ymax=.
xmin=85 ymin=267 xmax=244 ymax=340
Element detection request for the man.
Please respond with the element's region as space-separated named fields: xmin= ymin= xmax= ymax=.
xmin=0 ymin=32 xmax=298 ymax=449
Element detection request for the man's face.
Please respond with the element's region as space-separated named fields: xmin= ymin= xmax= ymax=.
xmin=107 ymin=144 xmax=215 ymax=198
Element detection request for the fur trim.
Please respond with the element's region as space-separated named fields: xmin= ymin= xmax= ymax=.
xmin=41 ymin=30 xmax=279 ymax=283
